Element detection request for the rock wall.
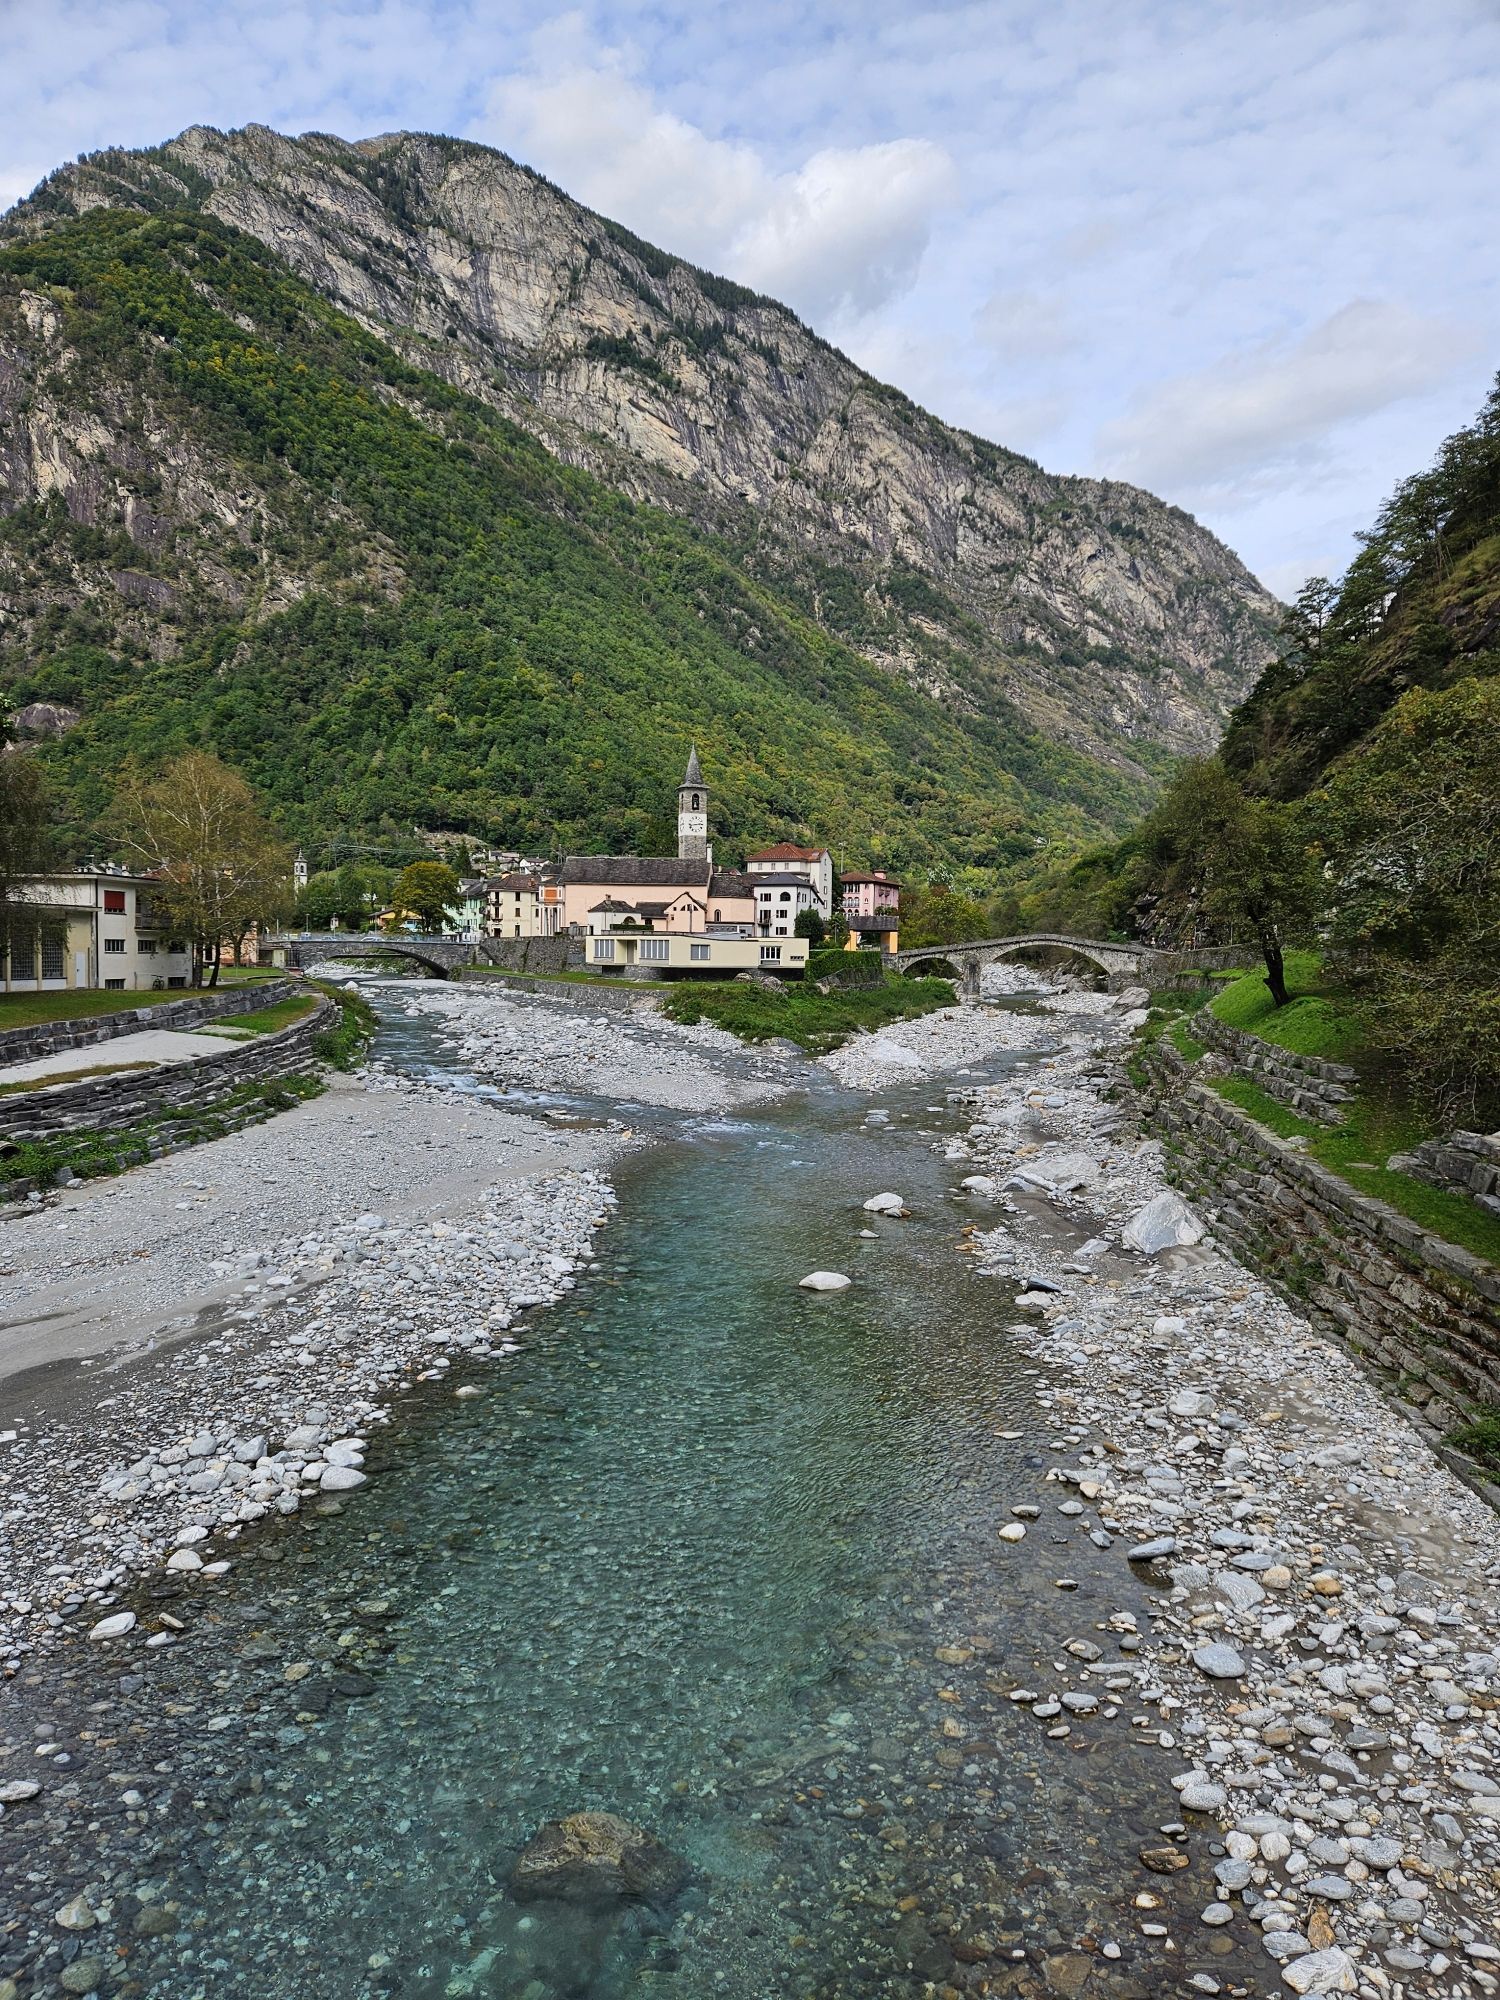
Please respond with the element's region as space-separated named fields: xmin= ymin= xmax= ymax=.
xmin=474 ymin=936 xmax=576 ymax=975
xmin=1391 ymin=1130 xmax=1500 ymax=1218
xmin=0 ymin=980 xmax=301 ymax=1067
xmin=1189 ymin=1007 xmax=1357 ymax=1124
xmin=0 ymin=996 xmax=334 ymax=1143
xmin=1137 ymin=1040 xmax=1500 ymax=1432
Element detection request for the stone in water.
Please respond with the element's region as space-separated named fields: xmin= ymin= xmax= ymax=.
xmin=798 ymin=1271 xmax=852 ymax=1291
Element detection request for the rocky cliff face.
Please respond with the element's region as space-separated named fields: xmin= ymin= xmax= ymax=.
xmin=7 ymin=124 xmax=1279 ymax=761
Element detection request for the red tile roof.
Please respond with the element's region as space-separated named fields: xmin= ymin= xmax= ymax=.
xmin=746 ymin=843 xmax=827 ymax=863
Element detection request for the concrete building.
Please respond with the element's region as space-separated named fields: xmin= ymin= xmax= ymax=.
xmin=839 ymin=871 xmax=901 ymax=952
xmin=584 ymin=911 xmax=808 ymax=978
xmin=753 ymin=874 xmax=821 ymax=937
xmin=2 ymin=871 xmax=192 ymax=993
xmin=745 ymin=843 xmax=834 ymax=915
xmin=485 ymin=871 xmax=544 ymax=939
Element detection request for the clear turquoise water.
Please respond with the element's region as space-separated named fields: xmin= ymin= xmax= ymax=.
xmin=63 ymin=1004 xmax=1254 ymax=1997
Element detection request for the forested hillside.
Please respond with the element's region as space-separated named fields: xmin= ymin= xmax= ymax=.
xmin=5 ymin=123 xmax=1278 ymax=773
xmin=0 ymin=208 xmax=1156 ymax=874
xmin=1019 ymin=380 xmax=1500 ymax=1117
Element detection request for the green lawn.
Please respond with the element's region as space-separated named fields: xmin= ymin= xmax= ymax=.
xmin=194 ymin=995 xmax=319 ymax=1039
xmin=1187 ymin=953 xmax=1500 ymax=1265
xmin=1208 ymin=951 xmax=1363 ymax=1060
xmin=0 ymin=987 xmax=194 ymax=1031
xmin=660 ymin=974 xmax=955 ymax=1053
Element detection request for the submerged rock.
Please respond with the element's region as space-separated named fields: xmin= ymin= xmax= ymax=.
xmin=799 ymin=1271 xmax=852 ymax=1291
xmin=509 ymin=1810 xmax=690 ymax=1905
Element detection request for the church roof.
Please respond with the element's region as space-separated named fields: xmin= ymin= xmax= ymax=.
xmin=683 ymin=745 xmax=704 ymax=787
xmin=561 ymin=856 xmax=711 ymax=889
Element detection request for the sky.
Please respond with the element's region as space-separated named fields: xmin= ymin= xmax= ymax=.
xmin=3 ymin=0 xmax=1497 ymax=598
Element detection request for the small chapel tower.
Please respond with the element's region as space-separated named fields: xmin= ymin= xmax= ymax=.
xmin=677 ymin=746 xmax=711 ymax=863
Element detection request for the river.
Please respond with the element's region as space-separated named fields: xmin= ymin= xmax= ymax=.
xmin=5 ymin=987 xmax=1266 ymax=2000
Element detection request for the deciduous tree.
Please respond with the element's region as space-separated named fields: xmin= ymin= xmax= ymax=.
xmin=392 ymin=861 xmax=460 ymax=934
xmin=1139 ymin=760 xmax=1319 ymax=1006
xmin=115 ymin=751 xmax=291 ymax=986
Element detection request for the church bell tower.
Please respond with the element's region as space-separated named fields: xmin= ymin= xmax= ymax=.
xmin=677 ymin=746 xmax=710 ymax=863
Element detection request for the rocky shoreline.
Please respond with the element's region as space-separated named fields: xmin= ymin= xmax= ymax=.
xmin=908 ymin=985 xmax=1500 ymax=1997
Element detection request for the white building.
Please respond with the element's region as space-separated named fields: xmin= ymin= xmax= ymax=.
xmin=752 ymin=874 xmax=821 ymax=937
xmin=744 ymin=844 xmax=834 ymax=916
xmin=2 ymin=871 xmax=192 ymax=993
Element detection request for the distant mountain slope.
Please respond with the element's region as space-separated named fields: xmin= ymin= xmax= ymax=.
xmin=1220 ymin=377 xmax=1500 ymax=798
xmin=6 ymin=123 xmax=1278 ymax=765
xmin=0 ymin=207 xmax=1162 ymax=871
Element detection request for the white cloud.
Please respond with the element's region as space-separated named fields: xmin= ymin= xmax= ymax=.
xmin=976 ymin=287 xmax=1076 ymax=362
xmin=1097 ymin=301 xmax=1479 ymax=504
xmin=482 ymin=53 xmax=954 ymax=323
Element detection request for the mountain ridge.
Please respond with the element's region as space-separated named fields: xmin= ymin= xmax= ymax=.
xmin=5 ymin=122 xmax=1279 ymax=766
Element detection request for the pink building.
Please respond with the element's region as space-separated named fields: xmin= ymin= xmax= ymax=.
xmin=839 ymin=871 xmax=900 ymax=951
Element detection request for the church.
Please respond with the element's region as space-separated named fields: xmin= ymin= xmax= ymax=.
xmin=557 ymin=750 xmax=759 ymax=935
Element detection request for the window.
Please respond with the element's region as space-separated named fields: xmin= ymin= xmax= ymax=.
xmin=41 ymin=932 xmax=65 ymax=981
xmin=103 ymin=889 xmax=126 ymax=913
xmin=104 ymin=936 xmax=126 ymax=955
xmin=775 ymin=925 xmax=788 ymax=936
xmin=136 ymin=937 xmax=156 ymax=954
xmin=759 ymin=944 xmax=782 ymax=964
xmin=104 ymin=977 xmax=126 ymax=990
xmin=690 ymin=942 xmax=710 ymax=961
xmin=593 ymin=937 xmax=615 ymax=960
xmin=514 ymin=924 xmax=521 ymax=937
xmin=778 ymin=891 xmax=791 ymax=902
xmin=641 ymin=938 xmax=669 ymax=961
xmin=7 ymin=935 xmax=36 ymax=980
xmin=712 ymin=908 xmax=720 ymax=922
xmin=691 ymin=792 xmax=700 ymax=810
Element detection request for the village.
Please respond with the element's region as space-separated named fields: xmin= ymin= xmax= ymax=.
xmin=0 ymin=751 xmax=902 ymax=997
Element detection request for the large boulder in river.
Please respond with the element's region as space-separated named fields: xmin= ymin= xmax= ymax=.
xmin=510 ymin=1811 xmax=690 ymax=1905
xmin=1122 ymin=1190 xmax=1205 ymax=1254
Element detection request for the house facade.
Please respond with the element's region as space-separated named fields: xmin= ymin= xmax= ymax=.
xmin=745 ymin=843 xmax=834 ymax=914
xmin=839 ymin=871 xmax=901 ymax=953
xmin=753 ymin=874 xmax=821 ymax=937
xmin=2 ymin=872 xmax=193 ymax=993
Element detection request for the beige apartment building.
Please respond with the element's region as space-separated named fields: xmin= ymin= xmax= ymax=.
xmin=2 ymin=872 xmax=193 ymax=993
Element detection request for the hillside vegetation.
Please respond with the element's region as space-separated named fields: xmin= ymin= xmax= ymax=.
xmin=1 ymin=209 xmax=1160 ymax=878
xmin=1028 ymin=379 xmax=1500 ymax=1122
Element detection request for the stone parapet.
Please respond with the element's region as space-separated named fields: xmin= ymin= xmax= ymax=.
xmin=0 ymin=979 xmax=300 ymax=1067
xmin=1137 ymin=1039 xmax=1500 ymax=1433
xmin=1189 ymin=1006 xmax=1356 ymax=1124
xmin=0 ymin=995 xmax=334 ymax=1144
xmin=1391 ymin=1130 xmax=1500 ymax=1217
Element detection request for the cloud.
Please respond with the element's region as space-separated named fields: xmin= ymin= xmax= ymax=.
xmin=481 ymin=53 xmax=954 ymax=324
xmin=1096 ymin=300 xmax=1479 ymax=504
xmin=976 ymin=287 xmax=1077 ymax=362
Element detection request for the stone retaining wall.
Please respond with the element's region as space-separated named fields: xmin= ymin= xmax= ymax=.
xmin=475 ymin=936 xmax=577 ymax=975
xmin=1391 ymin=1130 xmax=1500 ymax=1218
xmin=1189 ymin=1007 xmax=1357 ymax=1124
xmin=0 ymin=996 xmax=334 ymax=1143
xmin=452 ymin=971 xmax=664 ymax=1015
xmin=0 ymin=979 xmax=299 ymax=1067
xmin=1137 ymin=1040 xmax=1500 ymax=1431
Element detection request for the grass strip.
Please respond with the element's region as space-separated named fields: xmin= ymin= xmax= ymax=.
xmin=659 ymin=973 xmax=955 ymax=1053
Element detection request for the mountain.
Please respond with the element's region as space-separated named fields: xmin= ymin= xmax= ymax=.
xmin=0 ymin=124 xmax=1279 ymax=872
xmin=1219 ymin=378 xmax=1500 ymax=800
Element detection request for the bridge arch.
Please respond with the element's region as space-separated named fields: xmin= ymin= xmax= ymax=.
xmin=271 ymin=934 xmax=478 ymax=980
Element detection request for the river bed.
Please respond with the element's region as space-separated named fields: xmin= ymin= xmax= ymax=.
xmin=1 ymin=980 xmax=1494 ymax=2000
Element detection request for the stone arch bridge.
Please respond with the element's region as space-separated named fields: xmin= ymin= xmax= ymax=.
xmin=268 ymin=933 xmax=497 ymax=979
xmin=890 ymin=934 xmax=1243 ymax=997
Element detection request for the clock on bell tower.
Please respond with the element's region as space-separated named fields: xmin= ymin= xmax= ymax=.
xmin=677 ymin=746 xmax=710 ymax=863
